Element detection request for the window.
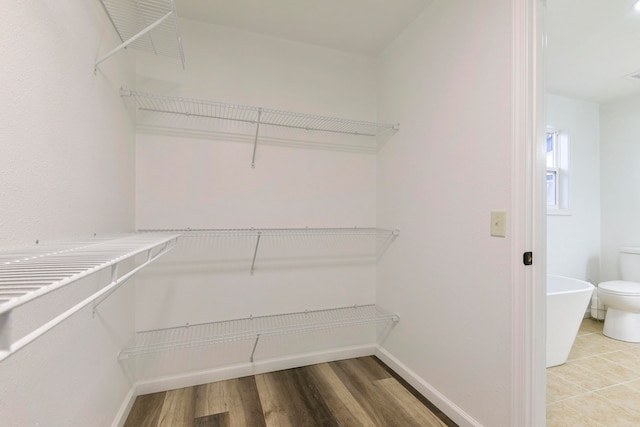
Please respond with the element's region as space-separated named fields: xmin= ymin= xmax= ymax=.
xmin=546 ymin=128 xmax=569 ymax=213
xmin=546 ymin=131 xmax=559 ymax=207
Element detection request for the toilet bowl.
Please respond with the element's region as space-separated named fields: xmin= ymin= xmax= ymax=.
xmin=598 ymin=281 xmax=640 ymax=342
xmin=597 ymin=247 xmax=640 ymax=342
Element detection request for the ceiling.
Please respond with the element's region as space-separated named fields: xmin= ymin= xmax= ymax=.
xmin=175 ymin=0 xmax=434 ymax=57
xmin=546 ymin=0 xmax=640 ymax=103
xmin=175 ymin=0 xmax=640 ymax=104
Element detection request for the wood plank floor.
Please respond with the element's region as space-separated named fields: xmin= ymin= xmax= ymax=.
xmin=124 ymin=356 xmax=457 ymax=427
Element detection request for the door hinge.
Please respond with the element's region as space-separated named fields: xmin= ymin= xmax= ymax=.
xmin=523 ymin=252 xmax=533 ymax=266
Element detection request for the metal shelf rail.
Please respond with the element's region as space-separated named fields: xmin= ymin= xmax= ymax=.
xmin=96 ymin=0 xmax=185 ymax=70
xmin=138 ymin=227 xmax=400 ymax=274
xmin=118 ymin=304 xmax=399 ymax=362
xmin=122 ymin=90 xmax=400 ymax=167
xmin=0 ymin=233 xmax=180 ymax=362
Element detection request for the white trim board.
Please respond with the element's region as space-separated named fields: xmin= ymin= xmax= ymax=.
xmin=510 ymin=0 xmax=547 ymax=425
xmin=374 ymin=346 xmax=482 ymax=427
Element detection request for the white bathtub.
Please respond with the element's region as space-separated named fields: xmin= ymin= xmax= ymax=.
xmin=546 ymin=275 xmax=595 ymax=367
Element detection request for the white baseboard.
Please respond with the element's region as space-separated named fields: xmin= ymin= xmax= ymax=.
xmin=111 ymin=344 xmax=375 ymax=427
xmin=111 ymin=386 xmax=138 ymax=427
xmin=113 ymin=345 xmax=479 ymax=427
xmin=374 ymin=346 xmax=482 ymax=427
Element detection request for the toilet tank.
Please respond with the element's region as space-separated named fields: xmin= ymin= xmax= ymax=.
xmin=620 ymin=247 xmax=640 ymax=281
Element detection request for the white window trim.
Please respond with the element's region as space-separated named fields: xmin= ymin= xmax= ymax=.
xmin=546 ymin=127 xmax=570 ymax=215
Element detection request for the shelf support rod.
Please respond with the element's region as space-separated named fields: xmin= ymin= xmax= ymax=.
xmin=93 ymin=263 xmax=119 ymax=318
xmin=95 ymin=10 xmax=173 ymax=71
xmin=93 ymin=241 xmax=174 ymax=313
xmin=250 ymin=232 xmax=262 ymax=275
xmin=170 ymin=0 xmax=186 ymax=68
xmin=0 ymin=312 xmax=10 ymax=360
xmin=251 ymin=109 xmax=263 ymax=168
xmin=250 ymin=334 xmax=260 ymax=363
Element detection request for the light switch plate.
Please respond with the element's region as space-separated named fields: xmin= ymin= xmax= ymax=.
xmin=491 ymin=210 xmax=507 ymax=237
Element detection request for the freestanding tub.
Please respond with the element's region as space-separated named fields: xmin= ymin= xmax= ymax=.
xmin=547 ymin=275 xmax=595 ymax=367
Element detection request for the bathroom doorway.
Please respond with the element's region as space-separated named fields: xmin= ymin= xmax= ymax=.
xmin=544 ymin=0 xmax=640 ymax=424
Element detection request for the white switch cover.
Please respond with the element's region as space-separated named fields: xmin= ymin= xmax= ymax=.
xmin=491 ymin=210 xmax=507 ymax=237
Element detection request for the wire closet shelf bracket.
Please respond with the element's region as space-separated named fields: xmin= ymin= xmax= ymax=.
xmin=121 ymin=90 xmax=400 ymax=167
xmin=96 ymin=0 xmax=185 ymax=71
xmin=0 ymin=233 xmax=180 ymax=363
xmin=118 ymin=304 xmax=400 ymax=362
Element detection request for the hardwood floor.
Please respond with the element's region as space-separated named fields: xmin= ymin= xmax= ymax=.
xmin=124 ymin=356 xmax=457 ymax=427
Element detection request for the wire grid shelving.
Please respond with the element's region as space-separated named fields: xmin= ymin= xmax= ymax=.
xmin=0 ymin=233 xmax=179 ymax=315
xmin=118 ymin=304 xmax=399 ymax=360
xmin=122 ymin=90 xmax=399 ymax=137
xmin=97 ymin=0 xmax=184 ymax=68
xmin=123 ymin=90 xmax=399 ymax=166
xmin=138 ymin=227 xmax=399 ymax=273
xmin=137 ymin=227 xmax=400 ymax=237
xmin=0 ymin=233 xmax=179 ymax=363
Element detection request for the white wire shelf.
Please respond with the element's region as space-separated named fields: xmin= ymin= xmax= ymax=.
xmin=0 ymin=233 xmax=179 ymax=362
xmin=122 ymin=90 xmax=399 ymax=167
xmin=122 ymin=90 xmax=398 ymax=136
xmin=0 ymin=233 xmax=178 ymax=315
xmin=118 ymin=304 xmax=399 ymax=361
xmin=138 ymin=227 xmax=400 ymax=237
xmin=97 ymin=0 xmax=185 ymax=69
xmin=138 ymin=228 xmax=399 ymax=274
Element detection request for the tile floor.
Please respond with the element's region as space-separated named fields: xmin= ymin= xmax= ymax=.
xmin=547 ymin=318 xmax=640 ymax=426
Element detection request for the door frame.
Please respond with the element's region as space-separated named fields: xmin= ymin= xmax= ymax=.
xmin=511 ymin=0 xmax=547 ymax=425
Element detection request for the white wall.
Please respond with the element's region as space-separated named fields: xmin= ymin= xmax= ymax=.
xmin=600 ymin=94 xmax=640 ymax=280
xmin=133 ymin=21 xmax=381 ymax=379
xmin=0 ymin=2 xmax=137 ymax=426
xmin=546 ymin=94 xmax=601 ymax=282
xmin=0 ymin=3 xmax=540 ymax=426
xmin=547 ymin=92 xmax=640 ymax=284
xmin=0 ymin=3 xmax=136 ymax=247
xmin=135 ymin=20 xmax=379 ymax=231
xmin=134 ymin=20 xmax=378 ymax=122
xmin=376 ymin=1 xmax=518 ymax=426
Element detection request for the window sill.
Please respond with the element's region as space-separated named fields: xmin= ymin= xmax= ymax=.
xmin=547 ymin=209 xmax=572 ymax=216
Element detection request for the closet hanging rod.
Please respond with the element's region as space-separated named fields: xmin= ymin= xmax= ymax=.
xmin=121 ymin=90 xmax=400 ymax=137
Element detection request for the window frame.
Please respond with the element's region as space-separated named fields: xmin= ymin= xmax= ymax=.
xmin=546 ymin=127 xmax=570 ymax=215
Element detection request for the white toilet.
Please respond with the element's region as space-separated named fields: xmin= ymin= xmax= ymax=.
xmin=598 ymin=246 xmax=640 ymax=342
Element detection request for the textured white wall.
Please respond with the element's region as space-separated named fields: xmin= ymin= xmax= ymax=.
xmin=546 ymin=94 xmax=601 ymax=283
xmin=376 ymin=1 xmax=517 ymax=425
xmin=136 ymin=134 xmax=377 ymax=230
xmin=133 ymin=21 xmax=380 ymax=379
xmin=0 ymin=2 xmax=136 ymax=247
xmin=601 ymin=94 xmax=640 ymax=280
xmin=0 ymin=1 xmax=137 ymax=426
